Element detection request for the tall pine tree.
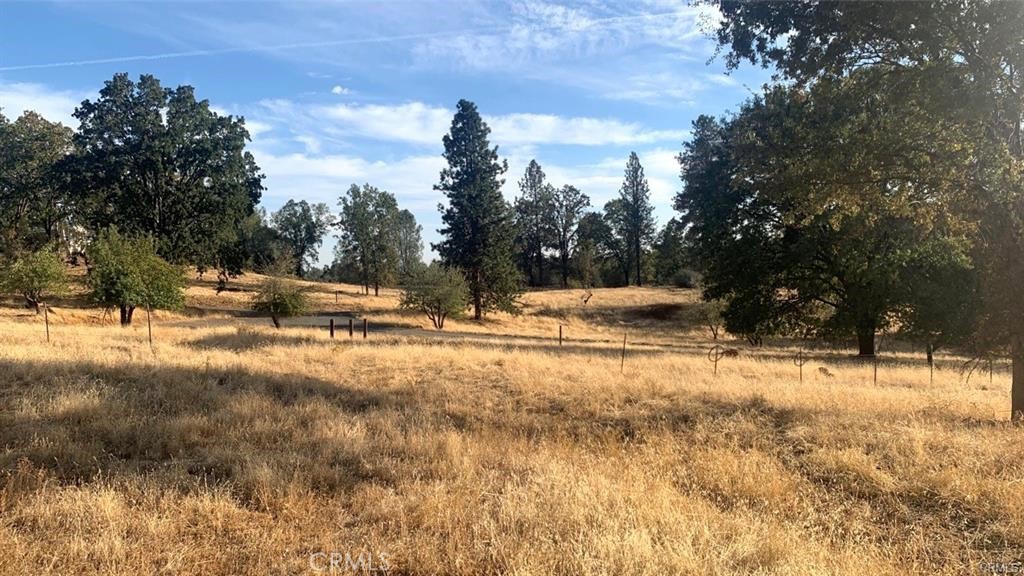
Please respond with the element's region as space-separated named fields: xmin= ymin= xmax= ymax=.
xmin=618 ymin=152 xmax=655 ymax=285
xmin=513 ymin=160 xmax=555 ymax=286
xmin=434 ymin=100 xmax=521 ymax=319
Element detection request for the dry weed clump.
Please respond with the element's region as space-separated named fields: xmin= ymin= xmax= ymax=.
xmin=0 ymin=308 xmax=1021 ymax=575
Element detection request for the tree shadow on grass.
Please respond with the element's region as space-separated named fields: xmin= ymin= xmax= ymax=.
xmin=0 ymin=355 xmax=417 ymax=501
xmin=531 ymin=300 xmax=706 ymax=328
xmin=188 ymin=328 xmax=328 ymax=351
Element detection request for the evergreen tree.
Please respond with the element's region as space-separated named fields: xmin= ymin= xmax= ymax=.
xmin=551 ymin=184 xmax=590 ymax=288
xmin=513 ymin=160 xmax=555 ymax=286
xmin=434 ymin=100 xmax=522 ymax=319
xmin=618 ymin=152 xmax=656 ymax=286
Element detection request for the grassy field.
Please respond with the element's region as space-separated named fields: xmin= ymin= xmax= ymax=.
xmin=0 ymin=275 xmax=1021 ymax=575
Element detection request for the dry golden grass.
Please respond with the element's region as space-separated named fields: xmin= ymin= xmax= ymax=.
xmin=0 ymin=288 xmax=1021 ymax=575
xmin=181 ymin=273 xmax=712 ymax=347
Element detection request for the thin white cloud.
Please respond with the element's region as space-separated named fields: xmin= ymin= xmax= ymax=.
xmin=412 ymin=2 xmax=717 ymax=71
xmin=330 ymin=85 xmax=350 ymax=95
xmin=266 ymin=100 xmax=686 ymax=147
xmin=0 ymin=82 xmax=90 ymax=127
xmin=317 ymin=101 xmax=451 ymax=146
xmin=488 ymin=112 xmax=687 ymax=146
xmin=251 ymin=147 xmax=444 ymax=209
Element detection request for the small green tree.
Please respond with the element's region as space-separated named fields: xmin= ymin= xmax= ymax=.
xmin=2 ymin=248 xmax=68 ymax=313
xmin=87 ymin=229 xmax=186 ymax=326
xmin=251 ymin=276 xmax=309 ymax=328
xmin=399 ymin=264 xmax=469 ymax=330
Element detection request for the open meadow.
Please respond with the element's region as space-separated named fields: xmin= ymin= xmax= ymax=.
xmin=0 ymin=276 xmax=1021 ymax=575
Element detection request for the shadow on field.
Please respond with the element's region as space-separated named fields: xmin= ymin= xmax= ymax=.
xmin=188 ymin=329 xmax=327 ymax=351
xmin=0 ymin=349 xmax=811 ymax=490
xmin=532 ymin=300 xmax=706 ymax=328
xmin=0 ymin=355 xmax=416 ymax=495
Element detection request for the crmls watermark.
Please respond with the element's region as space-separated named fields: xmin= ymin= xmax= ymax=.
xmin=309 ymin=551 xmax=391 ymax=573
xmin=980 ymin=560 xmax=1024 ymax=574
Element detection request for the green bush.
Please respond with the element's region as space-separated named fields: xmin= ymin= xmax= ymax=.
xmin=87 ymin=229 xmax=186 ymax=325
xmin=1 ymin=248 xmax=68 ymax=313
xmin=399 ymin=264 xmax=469 ymax=330
xmin=251 ymin=276 xmax=309 ymax=328
xmin=670 ymin=269 xmax=699 ymax=289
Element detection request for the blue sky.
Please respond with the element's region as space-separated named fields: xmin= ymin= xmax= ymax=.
xmin=0 ymin=0 xmax=770 ymax=264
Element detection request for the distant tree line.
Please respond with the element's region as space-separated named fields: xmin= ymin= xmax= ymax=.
xmin=510 ymin=152 xmax=689 ymax=291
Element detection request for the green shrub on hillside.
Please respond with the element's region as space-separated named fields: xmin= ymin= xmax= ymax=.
xmin=1 ymin=248 xmax=68 ymax=313
xmin=400 ymin=264 xmax=469 ymax=330
xmin=87 ymin=229 xmax=186 ymax=325
xmin=251 ymin=276 xmax=309 ymax=328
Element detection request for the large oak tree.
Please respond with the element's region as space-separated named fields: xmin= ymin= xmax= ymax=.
xmin=71 ymin=73 xmax=264 ymax=269
xmin=708 ymin=0 xmax=1024 ymax=418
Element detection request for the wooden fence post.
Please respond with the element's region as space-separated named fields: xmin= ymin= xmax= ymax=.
xmin=329 ymin=318 xmax=335 ymax=339
xmin=349 ymin=318 xmax=354 ymax=338
xmin=620 ymin=332 xmax=627 ymax=373
xmin=43 ymin=304 xmax=50 ymax=343
xmin=793 ymin=350 xmax=807 ymax=383
xmin=363 ymin=318 xmax=368 ymax=339
xmin=708 ymin=344 xmax=725 ymax=376
xmin=146 ymin=305 xmax=153 ymax=351
xmin=559 ymin=325 xmax=563 ymax=347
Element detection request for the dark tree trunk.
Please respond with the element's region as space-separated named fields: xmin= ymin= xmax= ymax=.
xmin=271 ymin=315 xmax=281 ymax=329
xmin=856 ymin=328 xmax=875 ymax=357
xmin=926 ymin=343 xmax=934 ymax=367
xmin=560 ymin=249 xmax=569 ymax=289
xmin=374 ymin=282 xmax=379 ymax=297
xmin=635 ymin=242 xmax=642 ymax=286
xmin=1012 ymin=334 xmax=1024 ymax=421
xmin=120 ymin=305 xmax=135 ymax=326
xmin=473 ymin=269 xmax=482 ymax=320
xmin=535 ymin=249 xmax=544 ymax=287
xmin=26 ymin=297 xmax=40 ymax=315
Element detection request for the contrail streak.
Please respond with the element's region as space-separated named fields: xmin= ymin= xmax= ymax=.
xmin=0 ymin=29 xmax=504 ymax=72
xmin=0 ymin=10 xmax=688 ymax=72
